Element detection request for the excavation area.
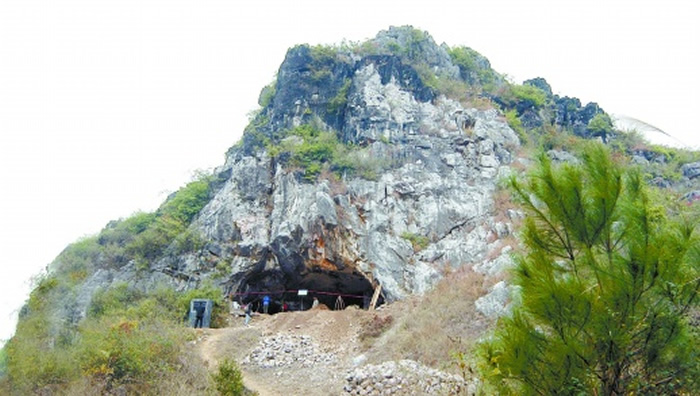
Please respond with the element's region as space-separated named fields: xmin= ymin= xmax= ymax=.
xmin=234 ymin=268 xmax=383 ymax=314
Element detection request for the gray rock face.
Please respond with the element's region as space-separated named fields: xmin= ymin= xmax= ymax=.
xmin=373 ymin=26 xmax=460 ymax=80
xmin=547 ymin=149 xmax=579 ymax=163
xmin=71 ymin=27 xmax=521 ymax=315
xmin=475 ymin=281 xmax=512 ymax=318
xmin=681 ymin=161 xmax=700 ymax=179
xmin=682 ymin=190 xmax=700 ymax=202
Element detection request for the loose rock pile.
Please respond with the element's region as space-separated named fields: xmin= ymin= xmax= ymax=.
xmin=242 ymin=334 xmax=337 ymax=368
xmin=343 ymin=360 xmax=471 ymax=395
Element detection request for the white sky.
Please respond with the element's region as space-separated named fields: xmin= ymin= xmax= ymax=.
xmin=0 ymin=0 xmax=698 ymax=343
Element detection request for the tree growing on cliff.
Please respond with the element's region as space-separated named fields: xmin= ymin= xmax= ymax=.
xmin=480 ymin=143 xmax=699 ymax=395
xmin=587 ymin=113 xmax=614 ymax=143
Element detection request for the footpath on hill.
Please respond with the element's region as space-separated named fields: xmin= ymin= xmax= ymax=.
xmin=194 ymin=303 xmax=477 ymax=396
xmin=195 ymin=307 xmax=372 ymax=396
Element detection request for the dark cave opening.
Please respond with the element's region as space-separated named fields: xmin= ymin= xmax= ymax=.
xmin=236 ymin=268 xmax=383 ymax=314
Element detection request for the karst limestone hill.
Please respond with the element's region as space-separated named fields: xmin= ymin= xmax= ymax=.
xmin=10 ymin=25 xmax=700 ymax=362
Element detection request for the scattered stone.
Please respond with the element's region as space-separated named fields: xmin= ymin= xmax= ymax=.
xmin=243 ymin=334 xmax=337 ymax=369
xmin=343 ymin=360 xmax=476 ymax=395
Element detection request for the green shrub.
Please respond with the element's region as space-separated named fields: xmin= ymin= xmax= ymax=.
xmin=267 ymin=124 xmax=393 ymax=182
xmin=212 ymin=359 xmax=245 ymax=396
xmin=88 ymin=283 xmax=144 ymax=318
xmin=510 ymin=84 xmax=547 ymax=109
xmin=328 ymin=78 xmax=351 ymax=114
xmin=52 ymin=236 xmax=101 ymax=276
xmin=173 ymin=228 xmax=206 ymax=254
xmin=258 ymin=80 xmax=276 ymax=108
xmin=448 ymin=46 xmax=499 ymax=88
xmin=0 ymin=345 xmax=7 ymax=377
xmin=504 ymin=109 xmax=526 ymax=143
xmin=309 ymin=44 xmax=336 ymax=63
xmin=4 ymin=286 xmax=80 ymax=393
xmin=160 ymin=176 xmax=213 ymax=224
xmin=586 ymin=112 xmax=614 ymax=141
xmin=79 ymin=317 xmax=184 ymax=387
xmin=400 ymin=232 xmax=430 ymax=251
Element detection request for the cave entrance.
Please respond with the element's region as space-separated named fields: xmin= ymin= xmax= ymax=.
xmin=238 ymin=268 xmax=382 ymax=314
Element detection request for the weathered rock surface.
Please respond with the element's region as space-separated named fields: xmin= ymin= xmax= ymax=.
xmin=65 ymin=26 xmax=520 ymax=318
xmin=475 ymin=280 xmax=512 ymax=318
xmin=681 ymin=161 xmax=700 ymax=179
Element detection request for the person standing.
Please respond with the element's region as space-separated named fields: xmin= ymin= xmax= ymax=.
xmin=311 ymin=297 xmax=319 ymax=309
xmin=194 ymin=302 xmax=206 ymax=328
xmin=262 ymin=294 xmax=270 ymax=314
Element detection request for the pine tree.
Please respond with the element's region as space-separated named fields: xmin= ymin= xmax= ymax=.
xmin=480 ymin=143 xmax=699 ymax=395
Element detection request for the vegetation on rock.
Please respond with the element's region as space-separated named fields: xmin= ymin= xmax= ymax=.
xmin=479 ymin=143 xmax=700 ymax=395
xmin=1 ymin=280 xmax=224 ymax=394
xmin=2 ymin=26 xmax=699 ymax=395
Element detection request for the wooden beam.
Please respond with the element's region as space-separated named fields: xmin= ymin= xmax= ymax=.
xmin=369 ymin=284 xmax=382 ymax=310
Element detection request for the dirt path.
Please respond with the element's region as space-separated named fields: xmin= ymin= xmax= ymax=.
xmin=195 ymin=308 xmax=374 ymax=396
xmin=196 ymin=324 xmax=282 ymax=396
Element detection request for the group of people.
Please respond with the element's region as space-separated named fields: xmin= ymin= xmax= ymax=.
xmin=191 ymin=295 xmax=324 ymax=328
xmin=236 ymin=296 xmax=319 ymax=326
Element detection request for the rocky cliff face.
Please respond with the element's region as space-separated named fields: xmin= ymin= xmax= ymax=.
xmin=54 ymin=27 xmax=521 ymax=318
xmin=37 ymin=26 xmax=700 ymax=326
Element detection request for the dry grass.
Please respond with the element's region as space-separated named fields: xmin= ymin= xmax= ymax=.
xmin=364 ymin=267 xmax=493 ymax=373
xmin=491 ymin=188 xmax=517 ymax=224
xmin=358 ymin=313 xmax=394 ymax=346
xmin=60 ymin=345 xmax=215 ymax=396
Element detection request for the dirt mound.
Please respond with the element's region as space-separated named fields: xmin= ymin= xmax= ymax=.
xmin=196 ymin=307 xmax=378 ymax=396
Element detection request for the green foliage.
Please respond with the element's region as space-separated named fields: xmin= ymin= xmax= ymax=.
xmin=328 ymin=78 xmax=351 ymax=114
xmin=448 ymin=46 xmax=499 ymax=90
xmin=5 ymin=281 xmax=227 ymax=393
xmin=4 ymin=332 xmax=77 ymax=393
xmin=309 ymin=44 xmax=336 ymax=64
xmin=479 ymin=143 xmax=700 ymax=395
xmin=400 ymin=232 xmax=430 ymax=251
xmin=88 ymin=282 xmax=145 ymax=318
xmin=258 ymin=80 xmax=276 ymax=108
xmin=509 ymin=84 xmax=547 ymax=110
xmin=586 ymin=112 xmax=614 ymax=141
xmin=79 ymin=317 xmax=184 ymax=388
xmin=122 ymin=175 xmax=212 ymax=267
xmin=504 ymin=109 xmax=526 ymax=143
xmin=212 ymin=359 xmax=245 ymax=396
xmin=413 ymin=62 xmax=470 ymax=99
xmin=52 ymin=236 xmax=102 ymax=280
xmin=307 ymin=44 xmax=347 ymax=85
xmin=267 ymin=124 xmax=389 ymax=182
xmin=160 ymin=176 xmax=212 ymax=224
xmin=51 ymin=173 xmax=214 ymax=275
xmin=4 ymin=275 xmax=78 ymax=392
xmin=0 ymin=345 xmax=6 ymax=377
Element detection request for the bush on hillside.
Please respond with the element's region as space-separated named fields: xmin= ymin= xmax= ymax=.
xmin=212 ymin=359 xmax=245 ymax=396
